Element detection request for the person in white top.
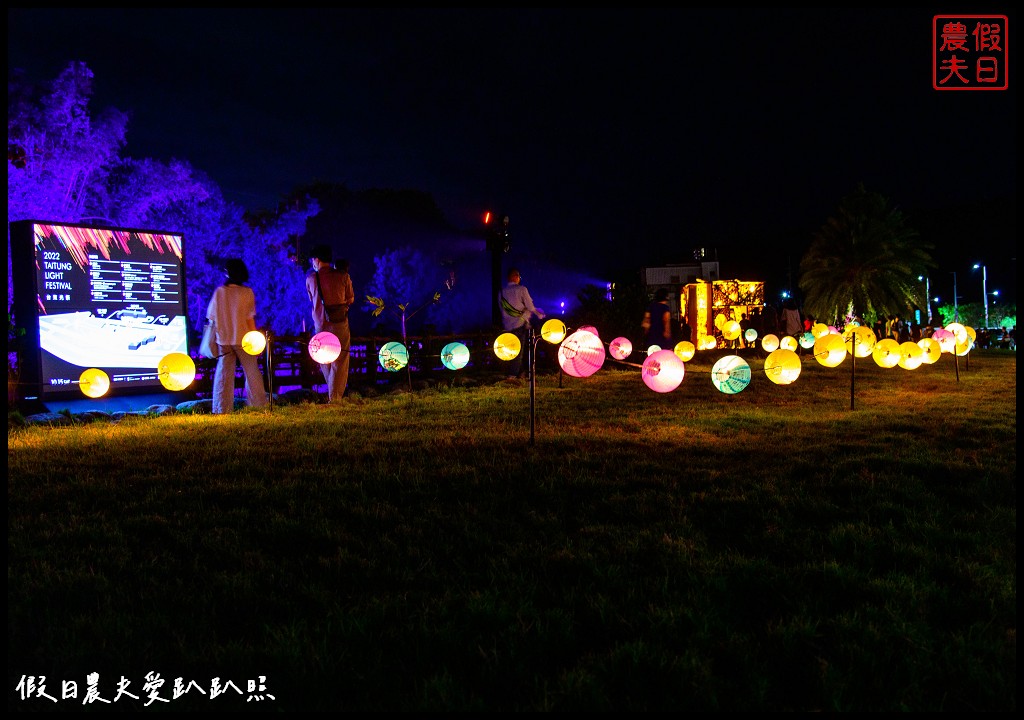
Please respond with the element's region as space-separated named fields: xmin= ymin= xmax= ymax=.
xmin=498 ymin=268 xmax=545 ymax=380
xmin=205 ymin=258 xmax=269 ymax=414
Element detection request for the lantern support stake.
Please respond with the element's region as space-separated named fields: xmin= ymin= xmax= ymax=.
xmin=265 ymin=332 xmax=274 ymax=412
xmin=529 ymin=325 xmax=537 ymax=446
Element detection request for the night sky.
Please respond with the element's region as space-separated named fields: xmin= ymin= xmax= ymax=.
xmin=7 ymin=8 xmax=1017 ymax=305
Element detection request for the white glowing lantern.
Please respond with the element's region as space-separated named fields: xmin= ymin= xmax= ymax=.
xmin=609 ymin=336 xmax=632 ymax=360
xmin=558 ymin=330 xmax=605 ymax=378
xmin=917 ymin=337 xmax=942 ymax=364
xmin=761 ymin=334 xmax=780 ymax=352
xmin=780 ymin=335 xmax=798 ymax=351
xmin=646 ymin=344 xmax=662 ymax=355
xmin=309 ymin=331 xmax=342 ymax=363
xmin=744 ymin=328 xmax=758 ymax=344
xmin=641 ymin=349 xmax=685 ymax=393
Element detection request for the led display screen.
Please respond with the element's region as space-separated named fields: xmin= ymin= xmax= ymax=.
xmin=10 ymin=220 xmax=188 ymax=400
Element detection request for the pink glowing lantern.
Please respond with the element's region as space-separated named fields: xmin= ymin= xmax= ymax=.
xmin=761 ymin=334 xmax=780 ymax=352
xmin=558 ymin=329 xmax=605 ymax=378
xmin=609 ymin=336 xmax=633 ymax=360
xmin=764 ymin=348 xmax=802 ymax=385
xmin=931 ymin=328 xmax=956 ymax=353
xmin=309 ymin=331 xmax=342 ymax=363
xmin=674 ymin=341 xmax=695 ymax=362
xmin=813 ymin=333 xmax=847 ymax=368
xmin=872 ymin=338 xmax=901 ymax=368
xmin=641 ymin=349 xmax=685 ymax=393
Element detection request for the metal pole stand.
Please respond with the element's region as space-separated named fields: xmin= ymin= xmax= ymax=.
xmin=529 ymin=325 xmax=537 ymax=446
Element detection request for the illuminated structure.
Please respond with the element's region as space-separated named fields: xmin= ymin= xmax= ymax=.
xmin=680 ymin=279 xmax=765 ymax=351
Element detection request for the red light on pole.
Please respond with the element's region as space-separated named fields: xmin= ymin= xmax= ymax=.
xmin=483 ymin=211 xmax=492 ymax=225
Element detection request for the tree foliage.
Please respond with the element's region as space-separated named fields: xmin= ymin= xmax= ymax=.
xmin=798 ymin=184 xmax=935 ymax=326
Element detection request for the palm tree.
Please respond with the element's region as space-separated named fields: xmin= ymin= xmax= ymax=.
xmin=798 ymin=184 xmax=935 ymax=326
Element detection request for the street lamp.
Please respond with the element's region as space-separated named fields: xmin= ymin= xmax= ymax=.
xmin=918 ymin=275 xmax=931 ymax=324
xmin=973 ymin=263 xmax=988 ymax=328
xmin=951 ymin=271 xmax=959 ymax=322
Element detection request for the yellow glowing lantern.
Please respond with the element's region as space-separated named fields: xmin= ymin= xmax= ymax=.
xmin=761 ymin=334 xmax=780 ymax=352
xmin=641 ymin=349 xmax=685 ymax=393
xmin=811 ymin=322 xmax=830 ymax=338
xmin=379 ymin=341 xmax=409 ymax=372
xmin=711 ymin=355 xmax=751 ymax=394
xmin=931 ymin=327 xmax=956 ymax=353
xmin=540 ymin=318 xmax=567 ymax=344
xmin=722 ymin=320 xmax=741 ymax=341
xmin=441 ymin=342 xmax=470 ymax=370
xmin=558 ymin=329 xmax=605 ymax=378
xmin=714 ymin=313 xmax=727 ymax=330
xmin=674 ymin=341 xmax=695 ymax=362
xmin=79 ymin=368 xmax=110 ymax=398
xmin=964 ymin=325 xmax=977 ymax=345
xmin=702 ymin=336 xmax=718 ymax=350
xmin=242 ymin=330 xmax=267 ymax=355
xmin=898 ymin=341 xmax=925 ymax=370
xmin=158 ymin=352 xmax=196 ymax=391
xmin=844 ymin=325 xmax=876 ymax=358
xmin=646 ymin=344 xmax=662 ymax=355
xmin=309 ymin=331 xmax=342 ymax=363
xmin=872 ymin=338 xmax=901 ymax=368
xmin=780 ymin=335 xmax=798 ymax=351
xmin=609 ymin=336 xmax=632 ymax=360
xmin=493 ymin=332 xmax=522 ymax=361
xmin=917 ymin=337 xmax=942 ymax=364
xmin=764 ymin=348 xmax=801 ymax=385
xmin=744 ymin=328 xmax=758 ymax=344
xmin=814 ymin=333 xmax=847 ymax=367
xmin=955 ymin=338 xmax=974 ymax=356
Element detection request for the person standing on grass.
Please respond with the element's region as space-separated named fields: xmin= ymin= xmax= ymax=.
xmin=206 ymin=258 xmax=269 ymax=415
xmin=306 ymin=244 xmax=355 ymax=403
xmin=642 ymin=288 xmax=673 ymax=351
xmin=499 ymin=268 xmax=545 ymax=380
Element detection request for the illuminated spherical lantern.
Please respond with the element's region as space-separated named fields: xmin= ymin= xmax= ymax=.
xmin=828 ymin=326 xmax=840 ymax=335
xmin=964 ymin=325 xmax=977 ymax=346
xmin=157 ymin=352 xmax=196 ymax=391
xmin=813 ymin=333 xmax=847 ymax=368
xmin=898 ymin=341 xmax=925 ymax=370
xmin=79 ymin=368 xmax=110 ymax=398
xmin=241 ymin=330 xmax=267 ymax=356
xmin=872 ymin=338 xmax=901 ymax=368
xmin=308 ymin=331 xmax=342 ymax=363
xmin=744 ymin=328 xmax=758 ymax=344
xmin=780 ymin=335 xmax=798 ymax=351
xmin=579 ymin=325 xmax=600 ymax=338
xmin=955 ymin=337 xmax=974 ymax=357
xmin=609 ymin=336 xmax=633 ymax=360
xmin=702 ymin=336 xmax=718 ymax=350
xmin=811 ymin=322 xmax=830 ymax=338
xmin=674 ymin=340 xmax=695 ymax=362
xmin=714 ymin=313 xmax=727 ymax=330
xmin=722 ymin=320 xmax=741 ymax=341
xmin=945 ymin=322 xmax=968 ymax=345
xmin=540 ymin=318 xmax=567 ymax=344
xmin=641 ymin=349 xmax=685 ymax=393
xmin=379 ymin=341 xmax=409 ymax=372
xmin=558 ymin=329 xmax=605 ymax=378
xmin=646 ymin=344 xmax=662 ymax=355
xmin=918 ymin=337 xmax=942 ymax=364
xmin=844 ymin=325 xmax=876 ymax=358
xmin=440 ymin=341 xmax=470 ymax=371
xmin=761 ymin=334 xmax=780 ymax=352
xmin=493 ymin=332 xmax=522 ymax=361
xmin=798 ymin=331 xmax=816 ymax=349
xmin=931 ymin=327 xmax=956 ymax=353
xmin=764 ymin=348 xmax=801 ymax=385
xmin=711 ymin=355 xmax=751 ymax=394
